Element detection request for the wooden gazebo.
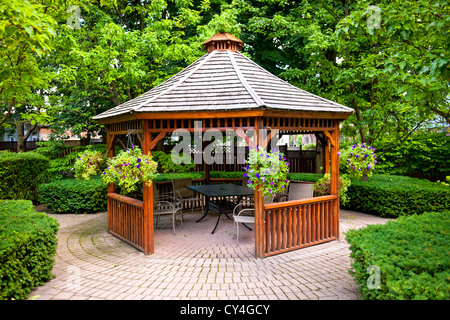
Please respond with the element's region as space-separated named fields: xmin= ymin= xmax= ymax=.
xmin=93 ymin=33 xmax=353 ymax=259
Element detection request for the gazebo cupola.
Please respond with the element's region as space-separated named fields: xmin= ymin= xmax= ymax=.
xmin=202 ymin=32 xmax=243 ymax=53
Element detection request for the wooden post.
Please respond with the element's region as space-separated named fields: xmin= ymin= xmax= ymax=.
xmin=106 ymin=132 xmax=116 ymax=193
xmin=254 ymin=118 xmax=265 ymax=258
xmin=142 ymin=120 xmax=154 ymax=255
xmin=329 ymin=121 xmax=340 ymax=239
xmin=106 ymin=130 xmax=115 ymax=235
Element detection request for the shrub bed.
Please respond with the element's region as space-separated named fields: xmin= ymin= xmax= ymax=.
xmin=343 ymin=175 xmax=450 ymax=218
xmin=0 ymin=200 xmax=59 ymax=300
xmin=346 ymin=210 xmax=450 ymax=300
xmin=0 ymin=151 xmax=50 ymax=201
xmin=37 ymin=177 xmax=107 ymax=214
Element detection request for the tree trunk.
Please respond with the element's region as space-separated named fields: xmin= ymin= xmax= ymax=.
xmin=16 ymin=122 xmax=38 ymax=152
xmin=16 ymin=122 xmax=26 ymax=153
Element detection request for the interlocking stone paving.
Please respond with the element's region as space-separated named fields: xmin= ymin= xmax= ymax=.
xmin=29 ymin=209 xmax=392 ymax=300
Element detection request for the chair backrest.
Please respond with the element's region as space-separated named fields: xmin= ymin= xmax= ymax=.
xmin=172 ymin=178 xmax=193 ymax=198
xmin=153 ymin=183 xmax=159 ymax=205
xmin=288 ymin=183 xmax=314 ymax=200
xmin=264 ymin=195 xmax=275 ymax=204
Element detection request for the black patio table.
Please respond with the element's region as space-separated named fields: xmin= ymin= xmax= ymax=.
xmin=185 ymin=184 xmax=254 ymax=234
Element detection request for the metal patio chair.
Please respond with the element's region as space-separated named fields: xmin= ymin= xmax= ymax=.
xmin=172 ymin=178 xmax=201 ymax=215
xmin=232 ymin=196 xmax=274 ymax=243
xmin=153 ymin=186 xmax=183 ymax=234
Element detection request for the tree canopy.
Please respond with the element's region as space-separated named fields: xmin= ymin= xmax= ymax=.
xmin=1 ymin=0 xmax=449 ymax=151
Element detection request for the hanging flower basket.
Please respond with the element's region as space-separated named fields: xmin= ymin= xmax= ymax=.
xmin=244 ymin=146 xmax=290 ymax=199
xmin=340 ymin=143 xmax=377 ymax=180
xmin=73 ymin=148 xmax=107 ymax=181
xmin=101 ymin=146 xmax=159 ymax=193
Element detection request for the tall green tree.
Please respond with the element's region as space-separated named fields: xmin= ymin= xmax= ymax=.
xmin=47 ymin=0 xmax=220 ymax=142
xmin=223 ymin=0 xmax=449 ymax=147
xmin=0 ymin=0 xmax=87 ymax=151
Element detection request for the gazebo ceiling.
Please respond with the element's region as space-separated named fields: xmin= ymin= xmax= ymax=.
xmin=93 ymin=33 xmax=353 ymax=121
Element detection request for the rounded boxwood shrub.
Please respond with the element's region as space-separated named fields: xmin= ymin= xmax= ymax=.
xmin=346 ymin=210 xmax=450 ymax=300
xmin=37 ymin=177 xmax=107 ymax=214
xmin=0 ymin=200 xmax=59 ymax=300
xmin=0 ymin=150 xmax=50 ymax=201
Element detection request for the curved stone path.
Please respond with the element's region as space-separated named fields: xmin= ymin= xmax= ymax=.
xmin=29 ymin=209 xmax=392 ymax=300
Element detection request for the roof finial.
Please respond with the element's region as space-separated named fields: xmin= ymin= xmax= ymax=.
xmin=202 ymin=32 xmax=243 ymax=53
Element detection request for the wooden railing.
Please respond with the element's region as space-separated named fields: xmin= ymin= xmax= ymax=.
xmin=107 ymin=193 xmax=145 ymax=252
xmin=107 ymin=179 xmax=338 ymax=257
xmin=263 ymin=195 xmax=338 ymax=257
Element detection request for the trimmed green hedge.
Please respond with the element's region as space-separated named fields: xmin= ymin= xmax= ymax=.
xmin=343 ymin=175 xmax=450 ymax=218
xmin=0 ymin=200 xmax=59 ymax=300
xmin=346 ymin=210 xmax=450 ymax=300
xmin=37 ymin=177 xmax=107 ymax=214
xmin=0 ymin=151 xmax=50 ymax=201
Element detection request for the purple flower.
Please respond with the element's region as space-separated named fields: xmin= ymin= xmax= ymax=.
xmin=355 ymin=155 xmax=359 ymax=158
xmin=137 ymin=158 xmax=141 ymax=163
xmin=136 ymin=164 xmax=141 ymax=169
xmin=265 ymin=170 xmax=270 ymax=174
xmin=270 ymin=181 xmax=274 ymax=185
xmin=248 ymin=180 xmax=252 ymax=184
xmin=367 ymin=164 xmax=372 ymax=169
xmin=256 ymin=173 xmax=260 ymax=179
xmin=269 ymin=189 xmax=272 ymax=193
xmin=337 ymin=151 xmax=341 ymax=156
xmin=364 ymin=154 xmax=368 ymax=159
xmin=244 ymin=173 xmax=248 ymax=177
xmin=286 ymin=162 xmax=290 ymax=165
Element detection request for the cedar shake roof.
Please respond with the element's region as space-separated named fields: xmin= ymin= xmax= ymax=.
xmin=93 ymin=33 xmax=353 ymax=120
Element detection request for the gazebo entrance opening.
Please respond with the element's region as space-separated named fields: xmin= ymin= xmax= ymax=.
xmin=93 ymin=33 xmax=353 ymax=259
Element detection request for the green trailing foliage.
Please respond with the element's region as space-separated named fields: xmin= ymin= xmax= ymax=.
xmin=0 ymin=200 xmax=59 ymax=300
xmin=346 ymin=210 xmax=450 ymax=300
xmin=0 ymin=150 xmax=50 ymax=201
xmin=37 ymin=177 xmax=107 ymax=214
xmin=313 ymin=173 xmax=352 ymax=206
xmin=244 ymin=147 xmax=290 ymax=199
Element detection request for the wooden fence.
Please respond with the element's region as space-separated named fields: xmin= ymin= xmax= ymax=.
xmin=0 ymin=141 xmax=37 ymax=152
xmin=190 ymin=146 xmax=317 ymax=173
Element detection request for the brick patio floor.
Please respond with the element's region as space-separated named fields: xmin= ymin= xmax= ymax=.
xmin=29 ymin=208 xmax=392 ymax=300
